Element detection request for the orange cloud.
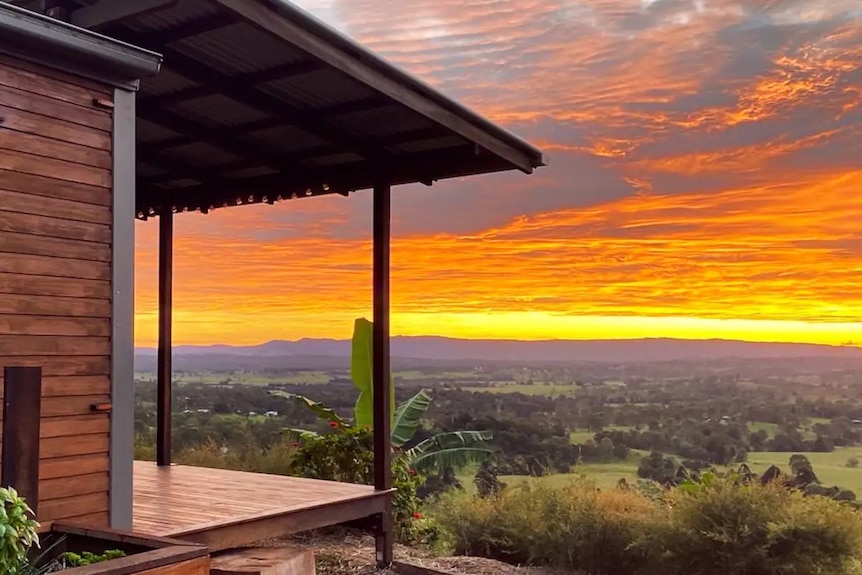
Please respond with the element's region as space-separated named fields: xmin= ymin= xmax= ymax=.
xmin=134 ymin=0 xmax=862 ymax=347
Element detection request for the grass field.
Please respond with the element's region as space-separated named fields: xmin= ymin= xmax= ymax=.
xmin=488 ymin=448 xmax=862 ymax=495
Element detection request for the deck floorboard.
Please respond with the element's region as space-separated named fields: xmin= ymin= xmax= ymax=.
xmin=132 ymin=461 xmax=389 ymax=550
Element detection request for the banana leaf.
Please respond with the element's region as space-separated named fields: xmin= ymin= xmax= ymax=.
xmin=391 ymin=389 xmax=432 ymax=448
xmin=270 ymin=390 xmax=345 ymax=426
xmin=405 ymin=430 xmax=495 ymax=474
xmin=350 ymin=317 xmax=394 ymax=428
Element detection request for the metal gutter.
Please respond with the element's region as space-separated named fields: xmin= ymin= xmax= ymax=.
xmin=265 ymin=0 xmax=545 ymax=169
xmin=0 ymin=2 xmax=162 ymax=90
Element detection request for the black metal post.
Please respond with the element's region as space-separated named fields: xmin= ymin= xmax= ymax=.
xmin=156 ymin=209 xmax=173 ymax=466
xmin=372 ymin=181 xmax=393 ymax=567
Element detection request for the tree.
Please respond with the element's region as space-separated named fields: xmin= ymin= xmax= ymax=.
xmin=475 ymin=460 xmax=505 ymax=498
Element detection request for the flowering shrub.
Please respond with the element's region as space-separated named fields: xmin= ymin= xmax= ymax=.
xmin=291 ymin=425 xmax=433 ymax=543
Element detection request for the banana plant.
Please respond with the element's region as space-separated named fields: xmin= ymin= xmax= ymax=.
xmin=271 ymin=317 xmax=494 ymax=473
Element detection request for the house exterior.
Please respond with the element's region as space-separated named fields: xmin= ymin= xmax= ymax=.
xmin=0 ymin=2 xmax=161 ymax=528
xmin=0 ymin=0 xmax=543 ymax=566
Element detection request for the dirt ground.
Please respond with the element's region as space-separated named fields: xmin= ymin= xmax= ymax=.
xmin=260 ymin=530 xmax=560 ymax=575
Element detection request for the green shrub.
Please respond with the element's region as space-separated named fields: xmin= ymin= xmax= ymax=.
xmin=293 ymin=425 xmax=429 ymax=544
xmin=434 ymin=477 xmax=653 ymax=574
xmin=639 ymin=477 xmax=862 ymax=575
xmin=0 ymin=487 xmax=40 ymax=575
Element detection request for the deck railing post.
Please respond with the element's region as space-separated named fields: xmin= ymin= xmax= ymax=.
xmin=157 ymin=208 xmax=174 ymax=466
xmin=372 ymin=180 xmax=393 ymax=567
xmin=2 ymin=366 xmax=42 ymax=516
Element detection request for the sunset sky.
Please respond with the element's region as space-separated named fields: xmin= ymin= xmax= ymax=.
xmin=134 ymin=0 xmax=862 ymax=347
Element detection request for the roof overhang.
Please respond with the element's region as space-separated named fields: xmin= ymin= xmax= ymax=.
xmin=5 ymin=0 xmax=545 ymax=218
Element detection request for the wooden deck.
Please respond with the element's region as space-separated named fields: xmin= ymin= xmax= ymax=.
xmin=132 ymin=461 xmax=391 ymax=552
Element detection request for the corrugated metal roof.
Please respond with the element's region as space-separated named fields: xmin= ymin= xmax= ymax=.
xmin=26 ymin=0 xmax=543 ymax=217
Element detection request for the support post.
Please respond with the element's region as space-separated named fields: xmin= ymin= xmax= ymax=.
xmin=2 ymin=367 xmax=42 ymax=516
xmin=110 ymin=87 xmax=136 ymax=528
xmin=156 ymin=209 xmax=173 ymax=466
xmin=372 ymin=181 xmax=393 ymax=567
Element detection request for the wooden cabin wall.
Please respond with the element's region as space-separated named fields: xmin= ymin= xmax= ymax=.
xmin=0 ymin=54 xmax=113 ymax=527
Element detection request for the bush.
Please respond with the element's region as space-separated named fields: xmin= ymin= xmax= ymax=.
xmin=639 ymin=477 xmax=862 ymax=575
xmin=292 ymin=426 xmax=429 ymax=544
xmin=434 ymin=476 xmax=862 ymax=575
xmin=434 ymin=478 xmax=653 ymax=574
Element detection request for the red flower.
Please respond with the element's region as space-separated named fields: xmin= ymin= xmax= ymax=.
xmin=407 ymin=469 xmax=416 ymax=475
xmin=413 ymin=512 xmax=423 ymax=519
xmin=329 ymin=420 xmax=339 ymax=428
xmin=291 ymin=442 xmax=299 ymax=447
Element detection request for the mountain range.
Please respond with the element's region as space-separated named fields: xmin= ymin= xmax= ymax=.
xmin=134 ymin=337 xmax=862 ymax=363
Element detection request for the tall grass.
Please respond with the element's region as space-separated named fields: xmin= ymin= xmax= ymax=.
xmin=134 ymin=436 xmax=297 ymax=475
xmin=434 ymin=476 xmax=862 ymax=575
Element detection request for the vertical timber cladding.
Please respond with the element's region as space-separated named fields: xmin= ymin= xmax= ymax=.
xmin=0 ymin=54 xmax=114 ymax=527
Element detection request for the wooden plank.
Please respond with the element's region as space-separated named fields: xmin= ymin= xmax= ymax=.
xmin=0 ymin=356 xmax=109 ymax=377
xmin=0 ymin=170 xmax=111 ymax=207
xmin=39 ymin=491 xmax=108 ymax=521
xmin=210 ymin=547 xmax=315 ymax=575
xmin=0 ymin=253 xmax=111 ymax=281
xmin=0 ymin=230 xmax=111 ymax=261
xmin=0 ymin=128 xmax=111 ymax=169
xmin=0 ymin=273 xmax=111 ymax=299
xmin=42 ymin=395 xmax=111 ymax=417
xmin=177 ymin=495 xmax=385 ymax=552
xmin=55 ymin=510 xmax=109 ymax=528
xmin=0 ymin=315 xmax=110 ymax=337
xmin=0 ymin=105 xmax=112 ymax=150
xmin=40 ymin=472 xmax=108 ymax=501
xmin=0 ymin=209 xmax=112 ymax=242
xmin=0 ymin=294 xmax=111 ymax=317
xmin=2 ymin=366 xmax=42 ymax=515
xmin=0 ymin=148 xmax=111 ymax=187
xmin=41 ymin=453 xmax=109 ymax=480
xmin=134 ymin=556 xmax=210 ymax=575
xmin=0 ymin=187 xmax=111 ymax=224
xmin=132 ymin=462 xmax=390 ymax=552
xmin=41 ymin=414 xmax=110 ymax=436
xmin=40 ymin=434 xmax=108 ymax=459
xmin=0 ymin=54 xmax=111 ymax=103
xmin=0 ymin=378 xmax=111 ymax=399
xmin=0 ymin=84 xmax=112 ymax=131
xmin=53 ymin=523 xmax=208 ymax=550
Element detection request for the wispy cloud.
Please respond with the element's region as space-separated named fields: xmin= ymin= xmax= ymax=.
xmin=134 ymin=0 xmax=862 ymax=346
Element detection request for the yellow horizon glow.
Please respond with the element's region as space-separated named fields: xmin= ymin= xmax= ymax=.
xmin=132 ymin=1 xmax=862 ymax=349
xmin=133 ymin=310 xmax=862 ymax=348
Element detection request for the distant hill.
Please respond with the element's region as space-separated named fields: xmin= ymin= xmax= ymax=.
xmin=134 ymin=336 xmax=862 ymax=363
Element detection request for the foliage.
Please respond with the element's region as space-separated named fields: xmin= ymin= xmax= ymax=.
xmin=639 ymin=476 xmax=862 ymax=575
xmin=57 ymin=550 xmax=126 ymax=567
xmin=0 ymin=487 xmax=40 ymax=575
xmin=847 ymin=457 xmax=859 ymax=468
xmin=474 ymin=460 xmax=506 ymax=498
xmin=272 ymin=318 xmax=494 ymax=474
xmin=434 ymin=477 xmax=653 ymax=574
xmin=350 ymin=317 xmax=395 ymax=428
xmin=291 ymin=425 xmax=430 ymax=544
xmin=434 ymin=476 xmax=862 ymax=575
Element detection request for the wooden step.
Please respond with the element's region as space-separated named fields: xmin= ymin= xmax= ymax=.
xmin=211 ymin=547 xmax=316 ymax=575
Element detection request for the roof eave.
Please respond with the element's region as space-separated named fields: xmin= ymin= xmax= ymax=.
xmin=215 ymin=0 xmax=544 ymax=174
xmin=0 ymin=2 xmax=162 ymax=90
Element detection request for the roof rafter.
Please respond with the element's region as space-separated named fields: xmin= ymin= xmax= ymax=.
xmin=113 ymin=27 xmax=400 ymax=165
xmin=139 ymin=126 xmax=451 ymax=187
xmin=137 ymin=145 xmax=502 ymax=217
xmin=136 ymin=106 xmax=306 ymax=174
xmin=137 ymin=59 xmax=324 ymax=108
xmin=136 ymin=98 xmax=390 ymax=154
